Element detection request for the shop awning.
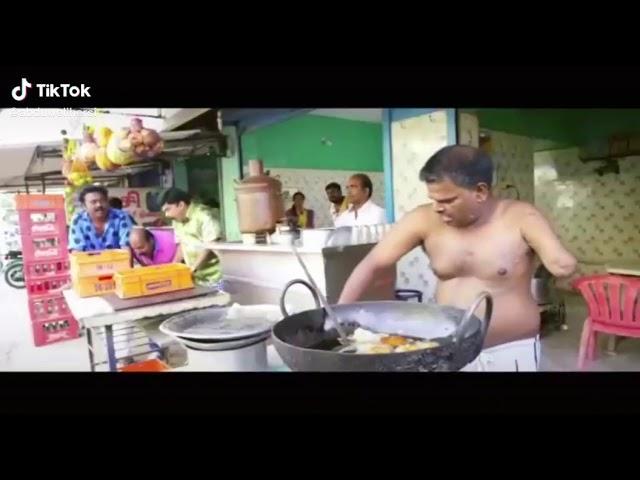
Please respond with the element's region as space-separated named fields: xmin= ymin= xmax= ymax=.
xmin=0 ymin=145 xmax=38 ymax=189
xmin=0 ymin=108 xmax=214 ymax=190
xmin=221 ymin=109 xmax=313 ymax=133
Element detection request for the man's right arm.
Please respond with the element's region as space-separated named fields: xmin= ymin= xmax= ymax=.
xmin=338 ymin=207 xmax=428 ymax=304
xmin=519 ymin=203 xmax=577 ymax=278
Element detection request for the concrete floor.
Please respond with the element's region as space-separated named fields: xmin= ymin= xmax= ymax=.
xmin=0 ymin=280 xmax=90 ymax=371
xmin=1 ymin=279 xmax=639 ymax=372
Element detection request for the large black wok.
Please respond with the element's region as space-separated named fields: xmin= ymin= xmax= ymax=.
xmin=272 ymin=279 xmax=493 ymax=372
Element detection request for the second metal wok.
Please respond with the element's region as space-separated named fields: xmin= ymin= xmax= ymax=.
xmin=272 ymin=280 xmax=493 ymax=372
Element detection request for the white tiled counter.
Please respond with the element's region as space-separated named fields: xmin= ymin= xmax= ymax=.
xmin=207 ymin=241 xmax=397 ymax=314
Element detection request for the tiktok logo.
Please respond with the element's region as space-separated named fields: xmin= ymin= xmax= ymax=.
xmin=11 ymin=77 xmax=32 ymax=101
xmin=10 ymin=77 xmax=91 ymax=101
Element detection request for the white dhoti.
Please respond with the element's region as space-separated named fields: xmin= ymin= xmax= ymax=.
xmin=461 ymin=336 xmax=541 ymax=372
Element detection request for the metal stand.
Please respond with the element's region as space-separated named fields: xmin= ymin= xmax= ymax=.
xmin=85 ymin=323 xmax=163 ymax=372
xmin=539 ymin=300 xmax=568 ymax=337
xmin=395 ymin=289 xmax=424 ymax=303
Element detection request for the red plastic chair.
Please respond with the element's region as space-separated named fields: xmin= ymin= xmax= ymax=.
xmin=573 ymin=274 xmax=640 ymax=370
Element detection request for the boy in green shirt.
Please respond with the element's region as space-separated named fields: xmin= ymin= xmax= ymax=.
xmin=160 ymin=188 xmax=222 ymax=285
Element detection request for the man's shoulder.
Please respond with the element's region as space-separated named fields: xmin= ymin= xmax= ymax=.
xmin=368 ymin=200 xmax=385 ymax=212
xmin=191 ymin=203 xmax=220 ymax=227
xmin=192 ymin=202 xmax=217 ymax=216
xmin=109 ymin=208 xmax=130 ymax=221
xmin=154 ymin=228 xmax=176 ymax=241
xmin=500 ymin=199 xmax=540 ymax=218
xmin=396 ymin=204 xmax=436 ymax=233
xmin=71 ymin=210 xmax=88 ymax=224
xmin=407 ymin=203 xmax=435 ymax=218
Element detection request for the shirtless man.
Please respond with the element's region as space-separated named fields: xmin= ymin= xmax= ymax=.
xmin=338 ymin=145 xmax=577 ymax=371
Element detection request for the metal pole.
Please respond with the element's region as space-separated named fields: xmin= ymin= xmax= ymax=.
xmin=105 ymin=325 xmax=118 ymax=372
xmin=87 ymin=328 xmax=96 ymax=372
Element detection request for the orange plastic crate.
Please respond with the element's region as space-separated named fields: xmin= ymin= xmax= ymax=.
xmin=15 ymin=194 xmax=65 ymax=211
xmin=114 ymin=263 xmax=194 ymax=299
xmin=119 ymin=359 xmax=170 ymax=372
xmin=70 ymin=249 xmax=131 ymax=278
xmin=70 ymin=250 xmax=131 ymax=298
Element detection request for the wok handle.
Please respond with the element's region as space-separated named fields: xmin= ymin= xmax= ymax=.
xmin=455 ymin=291 xmax=493 ymax=344
xmin=279 ymin=279 xmax=322 ymax=317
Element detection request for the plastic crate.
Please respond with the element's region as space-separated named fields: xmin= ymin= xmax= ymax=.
xmin=31 ymin=317 xmax=79 ymax=347
xmin=28 ymin=293 xmax=72 ymax=322
xmin=70 ymin=250 xmax=130 ymax=278
xmin=15 ymin=194 xmax=65 ymax=211
xmin=72 ymin=273 xmax=117 ymax=298
xmin=18 ymin=210 xmax=67 ymax=238
xmin=26 ymin=274 xmax=71 ymax=297
xmin=114 ymin=263 xmax=194 ymax=299
xmin=23 ymin=259 xmax=71 ymax=281
xmin=21 ymin=234 xmax=68 ymax=261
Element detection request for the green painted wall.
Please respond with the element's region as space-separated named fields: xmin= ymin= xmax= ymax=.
xmin=173 ymin=155 xmax=220 ymax=208
xmin=221 ymin=126 xmax=241 ymax=242
xmin=241 ymin=115 xmax=383 ymax=171
xmin=173 ymin=159 xmax=189 ymax=191
xmin=185 ymin=155 xmax=219 ymax=208
xmin=468 ymin=108 xmax=640 ymax=151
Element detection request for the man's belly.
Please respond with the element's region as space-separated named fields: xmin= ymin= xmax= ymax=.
xmin=435 ymin=277 xmax=540 ymax=348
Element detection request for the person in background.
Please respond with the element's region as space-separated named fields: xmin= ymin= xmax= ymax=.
xmin=69 ymin=185 xmax=134 ymax=252
xmin=325 ymin=182 xmax=349 ymax=224
xmin=108 ymin=197 xmax=137 ymax=225
xmin=129 ymin=227 xmax=178 ymax=266
xmin=334 ymin=173 xmax=386 ymax=227
xmin=203 ymin=197 xmax=221 ymax=219
xmin=108 ymin=197 xmax=123 ymax=210
xmin=286 ymin=192 xmax=315 ymax=229
xmin=160 ymin=188 xmax=222 ymax=285
xmin=338 ymin=145 xmax=577 ymax=371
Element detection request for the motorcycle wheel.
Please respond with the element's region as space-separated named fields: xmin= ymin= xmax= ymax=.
xmin=4 ymin=262 xmax=25 ymax=289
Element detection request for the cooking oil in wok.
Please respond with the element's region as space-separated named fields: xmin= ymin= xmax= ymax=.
xmin=311 ymin=328 xmax=440 ymax=354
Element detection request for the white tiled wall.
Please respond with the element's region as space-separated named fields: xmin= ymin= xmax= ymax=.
xmin=391 ymin=111 xmax=452 ymax=302
xmin=534 ymin=148 xmax=640 ymax=290
xmin=458 ymin=112 xmax=479 ymax=148
xmin=269 ymin=168 xmax=385 ymax=228
xmin=487 ymin=131 xmax=535 ymax=203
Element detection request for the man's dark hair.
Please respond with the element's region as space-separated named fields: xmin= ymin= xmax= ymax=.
xmin=79 ymin=185 xmax=108 ymax=204
xmin=351 ymin=173 xmax=373 ymax=199
xmin=325 ymin=182 xmax=341 ymax=192
xmin=293 ymin=191 xmax=305 ymax=200
xmin=161 ymin=188 xmax=192 ymax=206
xmin=419 ymin=145 xmax=494 ymax=189
xmin=108 ymin=197 xmax=123 ymax=209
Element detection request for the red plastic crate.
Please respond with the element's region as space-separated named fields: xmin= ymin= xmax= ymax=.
xmin=15 ymin=194 xmax=65 ymax=211
xmin=18 ymin=210 xmax=68 ymax=238
xmin=28 ymin=293 xmax=72 ymax=322
xmin=20 ymin=234 xmax=68 ymax=262
xmin=24 ymin=259 xmax=71 ymax=281
xmin=31 ymin=317 xmax=79 ymax=347
xmin=26 ymin=274 xmax=71 ymax=297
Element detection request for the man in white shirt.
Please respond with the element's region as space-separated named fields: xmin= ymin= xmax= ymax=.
xmin=335 ymin=173 xmax=387 ymax=227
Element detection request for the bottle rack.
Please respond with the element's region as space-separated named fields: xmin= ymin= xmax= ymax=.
xmin=15 ymin=195 xmax=79 ymax=347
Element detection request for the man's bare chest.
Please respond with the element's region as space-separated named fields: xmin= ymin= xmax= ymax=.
xmin=423 ymin=225 xmax=532 ymax=281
